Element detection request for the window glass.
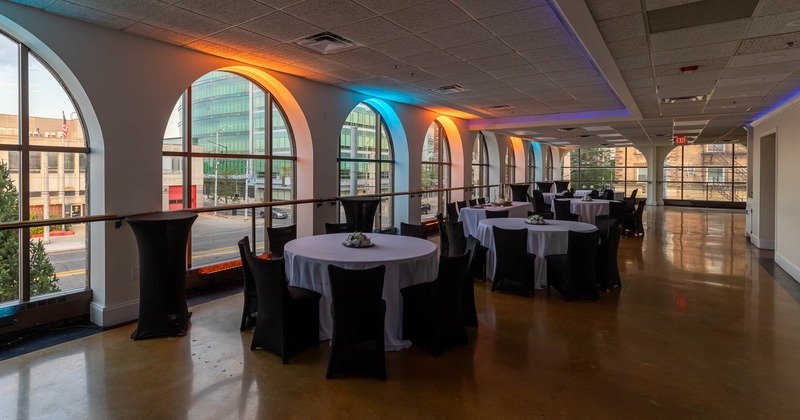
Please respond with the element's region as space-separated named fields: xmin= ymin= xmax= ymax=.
xmin=662 ymin=144 xmax=747 ymax=203
xmin=560 ymin=147 xmax=647 ymax=196
xmin=421 ymin=121 xmax=450 ymax=221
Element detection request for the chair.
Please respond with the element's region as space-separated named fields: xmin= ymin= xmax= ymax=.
xmin=561 ymin=191 xmax=574 ymax=198
xmin=464 ymin=236 xmax=481 ymax=327
xmin=266 ymin=224 xmax=296 ymax=259
xmin=444 ymin=220 xmax=467 ymax=257
xmin=484 ymin=209 xmax=509 ymax=219
xmin=553 ymin=180 xmax=570 ymax=192
xmin=596 ymin=222 xmax=623 ymax=290
xmin=468 ymin=198 xmax=477 ymax=206
xmin=378 ymin=226 xmax=397 ymax=235
xmin=237 ymin=236 xmax=258 ymax=331
xmin=601 ymin=189 xmax=614 ymax=200
xmin=595 ymin=201 xmax=626 ymax=226
xmin=326 ymin=264 xmax=387 ymax=379
xmin=400 ymin=222 xmax=428 ymax=239
xmin=456 ymin=200 xmax=467 ymax=212
xmin=530 ymin=190 xmax=555 ymax=220
xmin=509 ymin=183 xmax=530 ymax=202
xmin=477 ymin=197 xmax=486 ymax=205
xmin=546 ymin=230 xmax=600 ymax=301
xmin=436 ymin=213 xmax=449 ymax=257
xmin=625 ymin=189 xmax=638 ymax=213
xmin=588 ymin=189 xmax=600 ymax=198
xmin=325 ymin=222 xmax=355 ymax=234
xmin=339 ymin=196 xmax=380 ymax=233
xmin=553 ymin=199 xmax=579 ymax=221
xmin=491 ymin=226 xmax=537 ymax=296
xmin=446 ymin=202 xmax=459 ymax=222
xmin=401 ymin=252 xmax=471 ymax=356
xmin=624 ymin=199 xmax=646 ymax=236
xmin=241 ymin=238 xmax=321 ymax=363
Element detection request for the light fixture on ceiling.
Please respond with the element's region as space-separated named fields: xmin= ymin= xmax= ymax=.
xmin=660 ymin=95 xmax=706 ymax=104
xmin=556 ymin=127 xmax=578 ymax=132
xmin=295 ymin=32 xmax=358 ymax=55
xmin=484 ymin=105 xmax=511 ymax=110
xmin=576 ymin=134 xmax=592 ymax=138
xmin=428 ymin=84 xmax=467 ymax=94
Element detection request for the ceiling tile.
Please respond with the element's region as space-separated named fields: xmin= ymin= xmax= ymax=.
xmin=754 ymin=0 xmax=800 ymax=16
xmin=470 ymin=53 xmax=529 ymax=71
xmin=185 ymin=39 xmax=245 ymax=57
xmin=239 ymin=11 xmax=323 ymax=42
xmin=597 ymin=14 xmax=646 ymax=42
xmin=175 ymin=0 xmax=273 ymax=25
xmin=67 ymin=0 xmax=170 ymax=21
xmin=534 ymin=57 xmax=594 ymax=73
xmin=446 ymin=39 xmax=514 ymax=61
xmin=555 ymin=76 xmax=608 ymax=89
xmin=709 ymin=82 xmax=779 ymax=94
xmin=644 ymin=0 xmax=704 ymax=11
xmin=369 ymin=36 xmax=438 ymax=58
xmin=424 ymin=61 xmax=482 ymax=78
xmin=657 ymin=70 xmax=723 ymax=86
xmin=736 ymin=32 xmax=800 ymax=55
xmin=501 ymin=27 xmax=574 ymax=51
xmin=586 ymin=0 xmax=642 ymax=20
xmin=746 ymin=10 xmax=800 ymax=38
xmin=450 ymin=0 xmax=545 ymax=19
xmin=333 ymin=17 xmax=412 ymax=45
xmin=654 ymin=57 xmax=729 ymax=76
xmin=716 ymin=72 xmax=792 ymax=86
xmin=729 ymin=47 xmax=800 ymax=67
xmin=518 ymin=44 xmax=586 ymax=63
xmin=479 ymin=5 xmax=561 ymax=37
xmin=485 ymin=64 xmax=539 ymax=79
xmin=384 ymin=0 xmax=472 ymax=33
xmin=500 ymin=74 xmax=552 ymax=88
xmin=350 ymin=0 xmax=428 ymax=14
xmin=615 ymin=54 xmax=652 ymax=70
xmin=650 ymin=19 xmax=749 ymax=52
xmin=722 ymin=61 xmax=800 ymax=78
xmin=329 ymin=47 xmax=391 ymax=66
xmin=386 ymin=69 xmax=437 ymax=82
xmin=606 ymin=37 xmax=649 ymax=58
xmin=204 ymin=27 xmax=280 ymax=51
xmin=252 ymin=43 xmax=321 ymax=64
xmin=293 ymin=56 xmax=353 ymax=73
xmin=547 ymin=67 xmax=599 ymax=81
xmin=419 ymin=20 xmax=494 ymax=49
xmin=283 ymin=0 xmax=376 ymax=28
xmin=652 ymin=41 xmax=739 ymax=65
xmin=326 ymin=66 xmax=376 ymax=81
xmin=142 ymin=5 xmax=228 ymax=37
xmin=447 ymin=71 xmax=494 ymax=84
xmin=401 ymin=50 xmax=461 ymax=68
xmin=45 ymin=1 xmax=135 ymax=30
xmin=459 ymin=79 xmax=510 ymax=91
xmin=256 ymin=0 xmax=308 ymax=8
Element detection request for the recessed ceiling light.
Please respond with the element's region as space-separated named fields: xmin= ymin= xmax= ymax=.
xmin=556 ymin=127 xmax=578 ymax=132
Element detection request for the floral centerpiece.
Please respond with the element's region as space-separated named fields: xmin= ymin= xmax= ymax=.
xmin=581 ymin=195 xmax=593 ymax=202
xmin=342 ymin=232 xmax=373 ymax=248
xmin=492 ymin=195 xmax=512 ymax=206
xmin=527 ymin=214 xmax=547 ymax=225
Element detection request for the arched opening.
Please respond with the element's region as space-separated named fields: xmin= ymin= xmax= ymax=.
xmin=472 ymin=132 xmax=489 ymax=199
xmin=420 ymin=120 xmax=451 ymax=221
xmin=560 ymin=146 xmax=648 ymax=197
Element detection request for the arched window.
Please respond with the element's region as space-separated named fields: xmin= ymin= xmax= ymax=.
xmin=560 ymin=147 xmax=647 ymax=196
xmin=526 ymin=141 xmax=536 ymax=183
xmin=663 ymin=143 xmax=747 ymax=203
xmin=544 ymin=146 xmax=553 ymax=181
xmin=338 ymin=103 xmax=394 ymax=230
xmin=0 ymin=31 xmax=89 ymax=306
xmin=163 ymin=71 xmax=295 ymax=267
xmin=504 ymin=144 xmax=515 ymax=184
xmin=421 ymin=121 xmax=450 ymax=221
xmin=471 ymin=132 xmax=489 ymax=199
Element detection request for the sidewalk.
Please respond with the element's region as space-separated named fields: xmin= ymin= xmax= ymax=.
xmin=41 ymin=225 xmax=86 ymax=253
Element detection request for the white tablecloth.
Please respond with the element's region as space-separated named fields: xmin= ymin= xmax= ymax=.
xmin=283 ymin=233 xmax=438 ymax=351
xmin=551 ymin=198 xmax=617 ymax=224
xmin=476 ymin=218 xmax=597 ymax=289
xmin=459 ymin=201 xmax=533 ymax=238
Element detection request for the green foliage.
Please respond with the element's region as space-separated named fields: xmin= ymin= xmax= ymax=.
xmin=0 ymin=161 xmax=60 ymax=301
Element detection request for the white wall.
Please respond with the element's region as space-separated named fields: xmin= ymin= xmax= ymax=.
xmin=0 ymin=2 xmax=479 ymax=326
xmin=751 ymin=100 xmax=800 ymax=283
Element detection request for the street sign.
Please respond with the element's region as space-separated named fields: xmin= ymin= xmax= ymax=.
xmin=247 ymin=179 xmax=256 ymax=186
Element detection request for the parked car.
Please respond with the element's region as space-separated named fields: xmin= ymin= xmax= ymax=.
xmin=420 ymin=203 xmax=431 ymax=214
xmin=260 ymin=208 xmax=289 ymax=219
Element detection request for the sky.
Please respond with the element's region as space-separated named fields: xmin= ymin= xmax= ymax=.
xmin=1 ymin=33 xmax=77 ymax=120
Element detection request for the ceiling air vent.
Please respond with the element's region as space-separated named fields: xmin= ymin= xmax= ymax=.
xmin=295 ymin=32 xmax=358 ymax=54
xmin=556 ymin=127 xmax=578 ymax=132
xmin=576 ymin=134 xmax=592 ymax=138
xmin=660 ymin=95 xmax=706 ymax=104
xmin=428 ymin=84 xmax=467 ymax=94
xmin=484 ymin=105 xmax=511 ymax=110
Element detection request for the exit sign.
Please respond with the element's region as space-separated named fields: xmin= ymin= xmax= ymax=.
xmin=674 ymin=136 xmax=688 ymax=145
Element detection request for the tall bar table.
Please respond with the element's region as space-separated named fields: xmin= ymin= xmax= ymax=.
xmin=127 ymin=211 xmax=197 ymax=340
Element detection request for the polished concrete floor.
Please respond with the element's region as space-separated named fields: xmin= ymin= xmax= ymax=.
xmin=2 ymin=206 xmax=800 ymax=419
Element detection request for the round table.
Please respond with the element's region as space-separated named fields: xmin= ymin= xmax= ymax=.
xmin=476 ymin=218 xmax=597 ymax=289
xmin=459 ymin=201 xmax=533 ymax=238
xmin=283 ymin=233 xmax=438 ymax=351
xmin=551 ymin=198 xmax=617 ymax=224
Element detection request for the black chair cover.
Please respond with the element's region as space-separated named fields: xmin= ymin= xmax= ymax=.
xmin=554 ymin=199 xmax=579 ymax=221
xmin=535 ymin=181 xmax=554 ymax=192
xmin=401 ymin=252 xmax=471 ymax=356
xmin=595 ymin=201 xmax=626 ymax=226
xmin=243 ymin=240 xmax=321 ymax=363
xmin=554 ymin=180 xmax=570 ymax=193
xmin=602 ymin=189 xmax=614 ymax=200
xmin=445 ymin=220 xmax=467 ymax=257
xmin=491 ymin=226 xmax=537 ymax=296
xmin=624 ymin=199 xmax=646 ymax=236
xmin=238 ymin=236 xmax=258 ymax=331
xmin=546 ymin=230 xmax=600 ymax=301
xmin=266 ymin=224 xmax=296 ymax=259
xmin=436 ymin=213 xmax=449 ymax=257
xmin=484 ymin=209 xmax=509 ymax=219
xmin=400 ymin=222 xmax=428 ymax=239
xmin=468 ymin=199 xmax=478 ymax=206
xmin=477 ymin=197 xmax=487 ymax=205
xmin=446 ymin=202 xmax=459 ymax=222
xmin=326 ymin=264 xmax=387 ymax=379
xmin=531 ymin=190 xmax=555 ymax=220
xmin=463 ymin=236 xmax=481 ymax=327
xmin=325 ymin=222 xmax=355 ymax=234
xmin=339 ymin=196 xmax=380 ymax=232
xmin=509 ymin=183 xmax=530 ymax=202
xmin=596 ymin=222 xmax=623 ymax=290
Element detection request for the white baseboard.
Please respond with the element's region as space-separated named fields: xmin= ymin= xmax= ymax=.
xmin=751 ymin=234 xmax=775 ymax=250
xmin=90 ymin=299 xmax=138 ymax=328
xmin=775 ymin=252 xmax=800 ymax=285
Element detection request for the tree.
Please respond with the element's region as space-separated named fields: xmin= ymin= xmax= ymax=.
xmin=0 ymin=161 xmax=60 ymax=301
